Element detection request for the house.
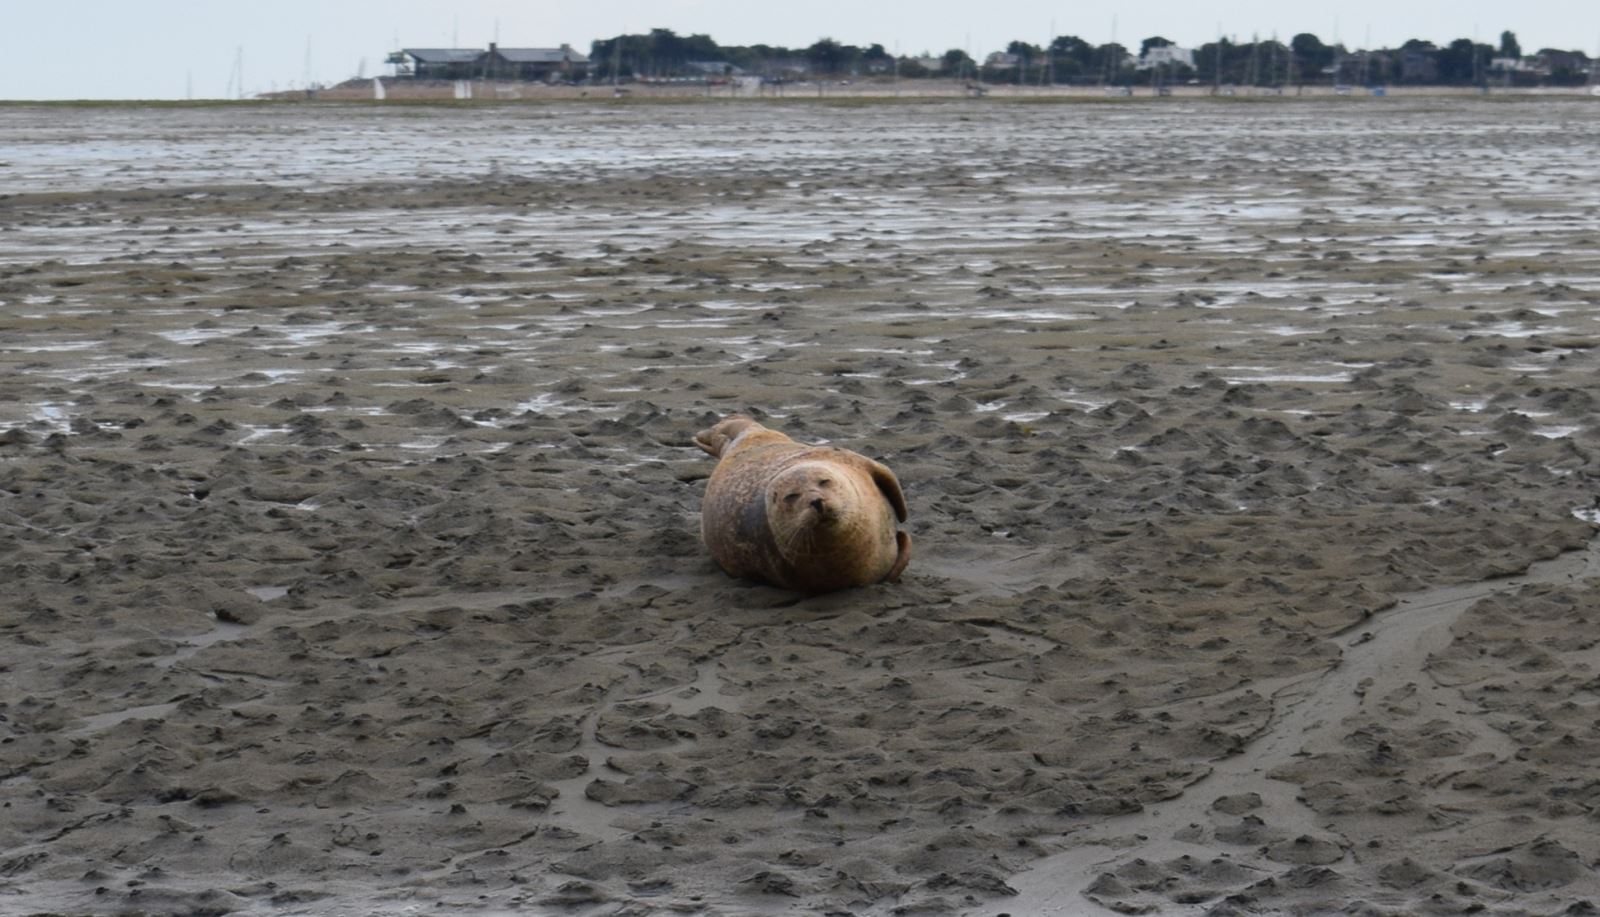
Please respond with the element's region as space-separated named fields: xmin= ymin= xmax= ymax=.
xmin=1138 ymin=46 xmax=1195 ymax=69
xmin=390 ymin=43 xmax=589 ymax=82
xmin=395 ymin=48 xmax=485 ymax=80
xmin=1488 ymin=56 xmax=1536 ymax=73
xmin=1399 ymin=47 xmax=1438 ymax=83
xmin=490 ymin=44 xmax=590 ymax=82
xmin=1535 ymin=49 xmax=1590 ymax=78
xmin=984 ymin=52 xmax=1021 ymax=71
xmin=750 ymin=57 xmax=811 ymax=80
xmin=685 ymin=61 xmax=744 ymax=81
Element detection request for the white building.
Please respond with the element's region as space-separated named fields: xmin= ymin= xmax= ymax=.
xmin=1138 ymin=45 xmax=1195 ymax=69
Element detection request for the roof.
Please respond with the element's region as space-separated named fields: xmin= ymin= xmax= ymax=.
xmin=497 ymin=46 xmax=590 ymax=65
xmin=404 ymin=48 xmax=484 ymax=64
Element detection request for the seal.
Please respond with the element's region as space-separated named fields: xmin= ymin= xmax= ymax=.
xmin=694 ymin=415 xmax=911 ymax=593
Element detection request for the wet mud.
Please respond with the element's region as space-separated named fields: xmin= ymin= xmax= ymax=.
xmin=2 ymin=98 xmax=1599 ymax=914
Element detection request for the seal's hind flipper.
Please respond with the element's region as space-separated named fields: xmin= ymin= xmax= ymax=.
xmin=694 ymin=415 xmax=758 ymax=458
xmin=885 ymin=530 xmax=912 ymax=583
xmin=866 ymin=459 xmax=908 ymax=522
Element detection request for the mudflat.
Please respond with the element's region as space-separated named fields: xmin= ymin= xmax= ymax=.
xmin=2 ymin=97 xmax=1599 ymax=915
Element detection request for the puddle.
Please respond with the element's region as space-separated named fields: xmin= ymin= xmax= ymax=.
xmin=515 ymin=393 xmax=585 ymax=416
xmin=237 ymin=425 xmax=290 ymax=443
xmin=1223 ymin=372 xmax=1352 ymax=384
xmin=63 ymin=701 xmax=183 ymax=738
xmin=536 ymin=661 xmax=737 ymax=845
xmin=540 ymin=714 xmax=638 ymax=845
xmin=645 ymin=661 xmax=733 ymax=718
xmin=154 ymin=618 xmax=252 ymax=669
xmin=27 ymin=404 xmax=73 ymax=433
xmin=1214 ymin=364 xmax=1363 ymax=384
xmin=397 ymin=437 xmax=449 ymax=450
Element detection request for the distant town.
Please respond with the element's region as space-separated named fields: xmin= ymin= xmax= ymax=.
xmin=365 ymin=28 xmax=1595 ymax=91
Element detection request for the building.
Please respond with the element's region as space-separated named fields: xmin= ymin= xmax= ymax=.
xmin=748 ymin=57 xmax=811 ymax=81
xmin=389 ymin=44 xmax=589 ymax=82
xmin=1138 ymin=45 xmax=1195 ymax=69
xmin=1489 ymin=56 xmax=1536 ymax=74
xmin=1535 ymin=49 xmax=1591 ymax=79
xmin=490 ymin=45 xmax=590 ymax=82
xmin=684 ymin=61 xmax=745 ymax=81
xmin=392 ymin=49 xmax=484 ymax=80
xmin=984 ymin=52 xmax=1022 ymax=71
xmin=1399 ymin=46 xmax=1439 ymax=83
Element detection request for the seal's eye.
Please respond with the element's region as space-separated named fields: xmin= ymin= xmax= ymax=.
xmin=784 ymin=493 xmax=800 ymax=503
xmin=817 ymin=478 xmax=832 ymax=487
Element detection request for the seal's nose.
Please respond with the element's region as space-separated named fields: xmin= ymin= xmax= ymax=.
xmin=810 ymin=497 xmax=826 ymax=512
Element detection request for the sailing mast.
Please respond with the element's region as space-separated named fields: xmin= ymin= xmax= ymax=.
xmin=1213 ymin=24 xmax=1222 ymax=95
xmin=1591 ymin=35 xmax=1600 ymax=95
xmin=225 ymin=46 xmax=244 ymax=100
xmin=1044 ymin=19 xmax=1055 ymax=88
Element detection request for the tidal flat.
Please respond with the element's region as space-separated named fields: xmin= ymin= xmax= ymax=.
xmin=3 ymin=97 xmax=1599 ymax=915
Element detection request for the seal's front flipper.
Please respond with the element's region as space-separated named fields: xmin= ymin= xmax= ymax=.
xmin=885 ymin=530 xmax=912 ymax=583
xmin=867 ymin=459 xmax=908 ymax=522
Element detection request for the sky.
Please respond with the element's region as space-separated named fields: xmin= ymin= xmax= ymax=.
xmin=2 ymin=0 xmax=1595 ymax=100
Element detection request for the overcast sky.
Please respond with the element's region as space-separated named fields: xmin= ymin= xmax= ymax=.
xmin=2 ymin=0 xmax=1595 ymax=99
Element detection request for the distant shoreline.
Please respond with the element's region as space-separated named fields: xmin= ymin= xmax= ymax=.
xmin=7 ymin=79 xmax=1599 ymax=105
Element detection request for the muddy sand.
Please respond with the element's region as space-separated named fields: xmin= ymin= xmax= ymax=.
xmin=2 ymin=98 xmax=1600 ymax=915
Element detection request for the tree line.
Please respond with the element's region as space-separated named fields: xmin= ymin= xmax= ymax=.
xmin=590 ymin=28 xmax=1594 ymax=88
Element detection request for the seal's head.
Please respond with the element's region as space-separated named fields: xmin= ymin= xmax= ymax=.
xmin=765 ymin=459 xmax=884 ymax=557
xmin=768 ymin=461 xmax=842 ymax=521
